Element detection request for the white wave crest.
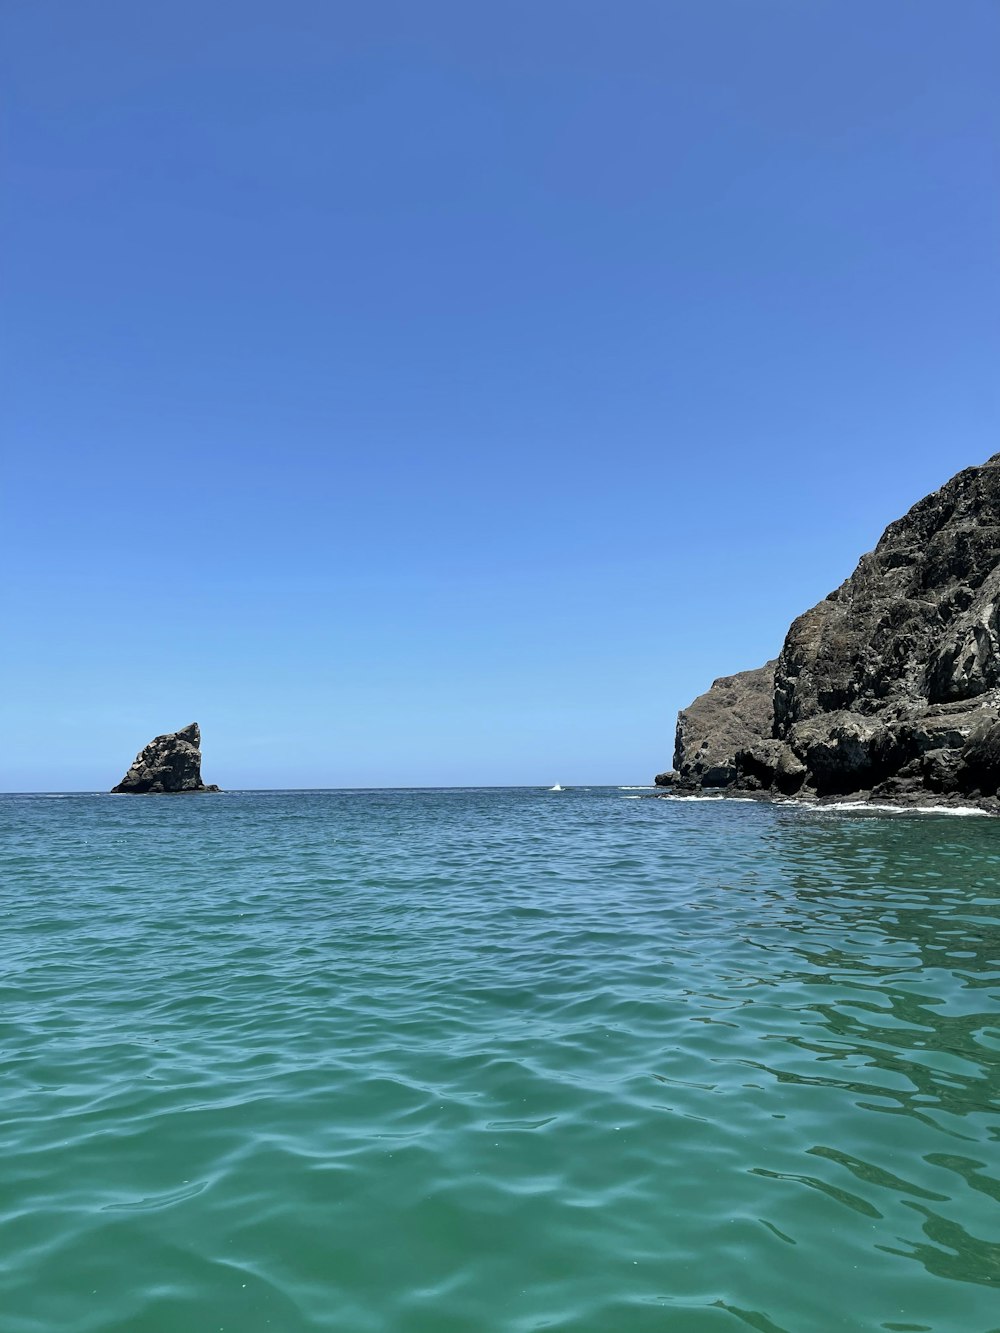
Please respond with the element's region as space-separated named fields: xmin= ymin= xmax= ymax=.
xmin=804 ymin=800 xmax=991 ymax=818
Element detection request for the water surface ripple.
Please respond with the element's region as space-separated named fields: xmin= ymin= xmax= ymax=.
xmin=2 ymin=789 xmax=998 ymax=1331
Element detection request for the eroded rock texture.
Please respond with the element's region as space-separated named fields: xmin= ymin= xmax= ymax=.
xmin=111 ymin=723 xmax=220 ymax=794
xmin=659 ymin=454 xmax=1000 ymax=808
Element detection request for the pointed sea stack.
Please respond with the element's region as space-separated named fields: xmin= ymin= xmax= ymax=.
xmin=111 ymin=723 xmax=220 ymax=794
xmin=660 ymin=453 xmax=1000 ymax=810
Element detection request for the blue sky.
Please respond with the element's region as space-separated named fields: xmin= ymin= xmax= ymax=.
xmin=3 ymin=0 xmax=998 ymax=790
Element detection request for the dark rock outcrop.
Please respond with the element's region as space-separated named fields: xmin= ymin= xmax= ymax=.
xmin=111 ymin=723 xmax=220 ymax=794
xmin=674 ymin=662 xmax=777 ymax=787
xmin=662 ymin=454 xmax=1000 ymax=809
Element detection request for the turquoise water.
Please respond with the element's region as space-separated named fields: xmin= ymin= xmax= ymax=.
xmin=2 ymin=788 xmax=999 ymax=1333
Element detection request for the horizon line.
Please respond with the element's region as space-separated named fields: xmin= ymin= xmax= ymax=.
xmin=0 ymin=783 xmax=656 ymax=796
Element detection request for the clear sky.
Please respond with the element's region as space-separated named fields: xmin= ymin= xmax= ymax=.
xmin=3 ymin=0 xmax=998 ymax=791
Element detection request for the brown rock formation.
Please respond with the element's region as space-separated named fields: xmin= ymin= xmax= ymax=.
xmin=111 ymin=723 xmax=220 ymax=794
xmin=661 ymin=454 xmax=1000 ymax=809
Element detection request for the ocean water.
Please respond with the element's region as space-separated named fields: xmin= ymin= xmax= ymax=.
xmin=2 ymin=788 xmax=999 ymax=1333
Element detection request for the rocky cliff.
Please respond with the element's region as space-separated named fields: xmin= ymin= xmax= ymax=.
xmin=112 ymin=723 xmax=220 ymax=794
xmin=657 ymin=454 xmax=1000 ymax=809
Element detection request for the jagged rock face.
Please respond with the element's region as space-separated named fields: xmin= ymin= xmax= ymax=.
xmin=663 ymin=454 xmax=1000 ymax=807
xmin=673 ymin=663 xmax=777 ymax=787
xmin=774 ymin=460 xmax=1000 ymax=728
xmin=111 ymin=723 xmax=220 ymax=794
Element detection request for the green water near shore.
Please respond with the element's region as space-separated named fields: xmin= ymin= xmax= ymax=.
xmin=2 ymin=788 xmax=998 ymax=1331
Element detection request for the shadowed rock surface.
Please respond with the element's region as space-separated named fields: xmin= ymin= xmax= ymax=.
xmin=659 ymin=454 xmax=1000 ymax=809
xmin=112 ymin=723 xmax=220 ymax=794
